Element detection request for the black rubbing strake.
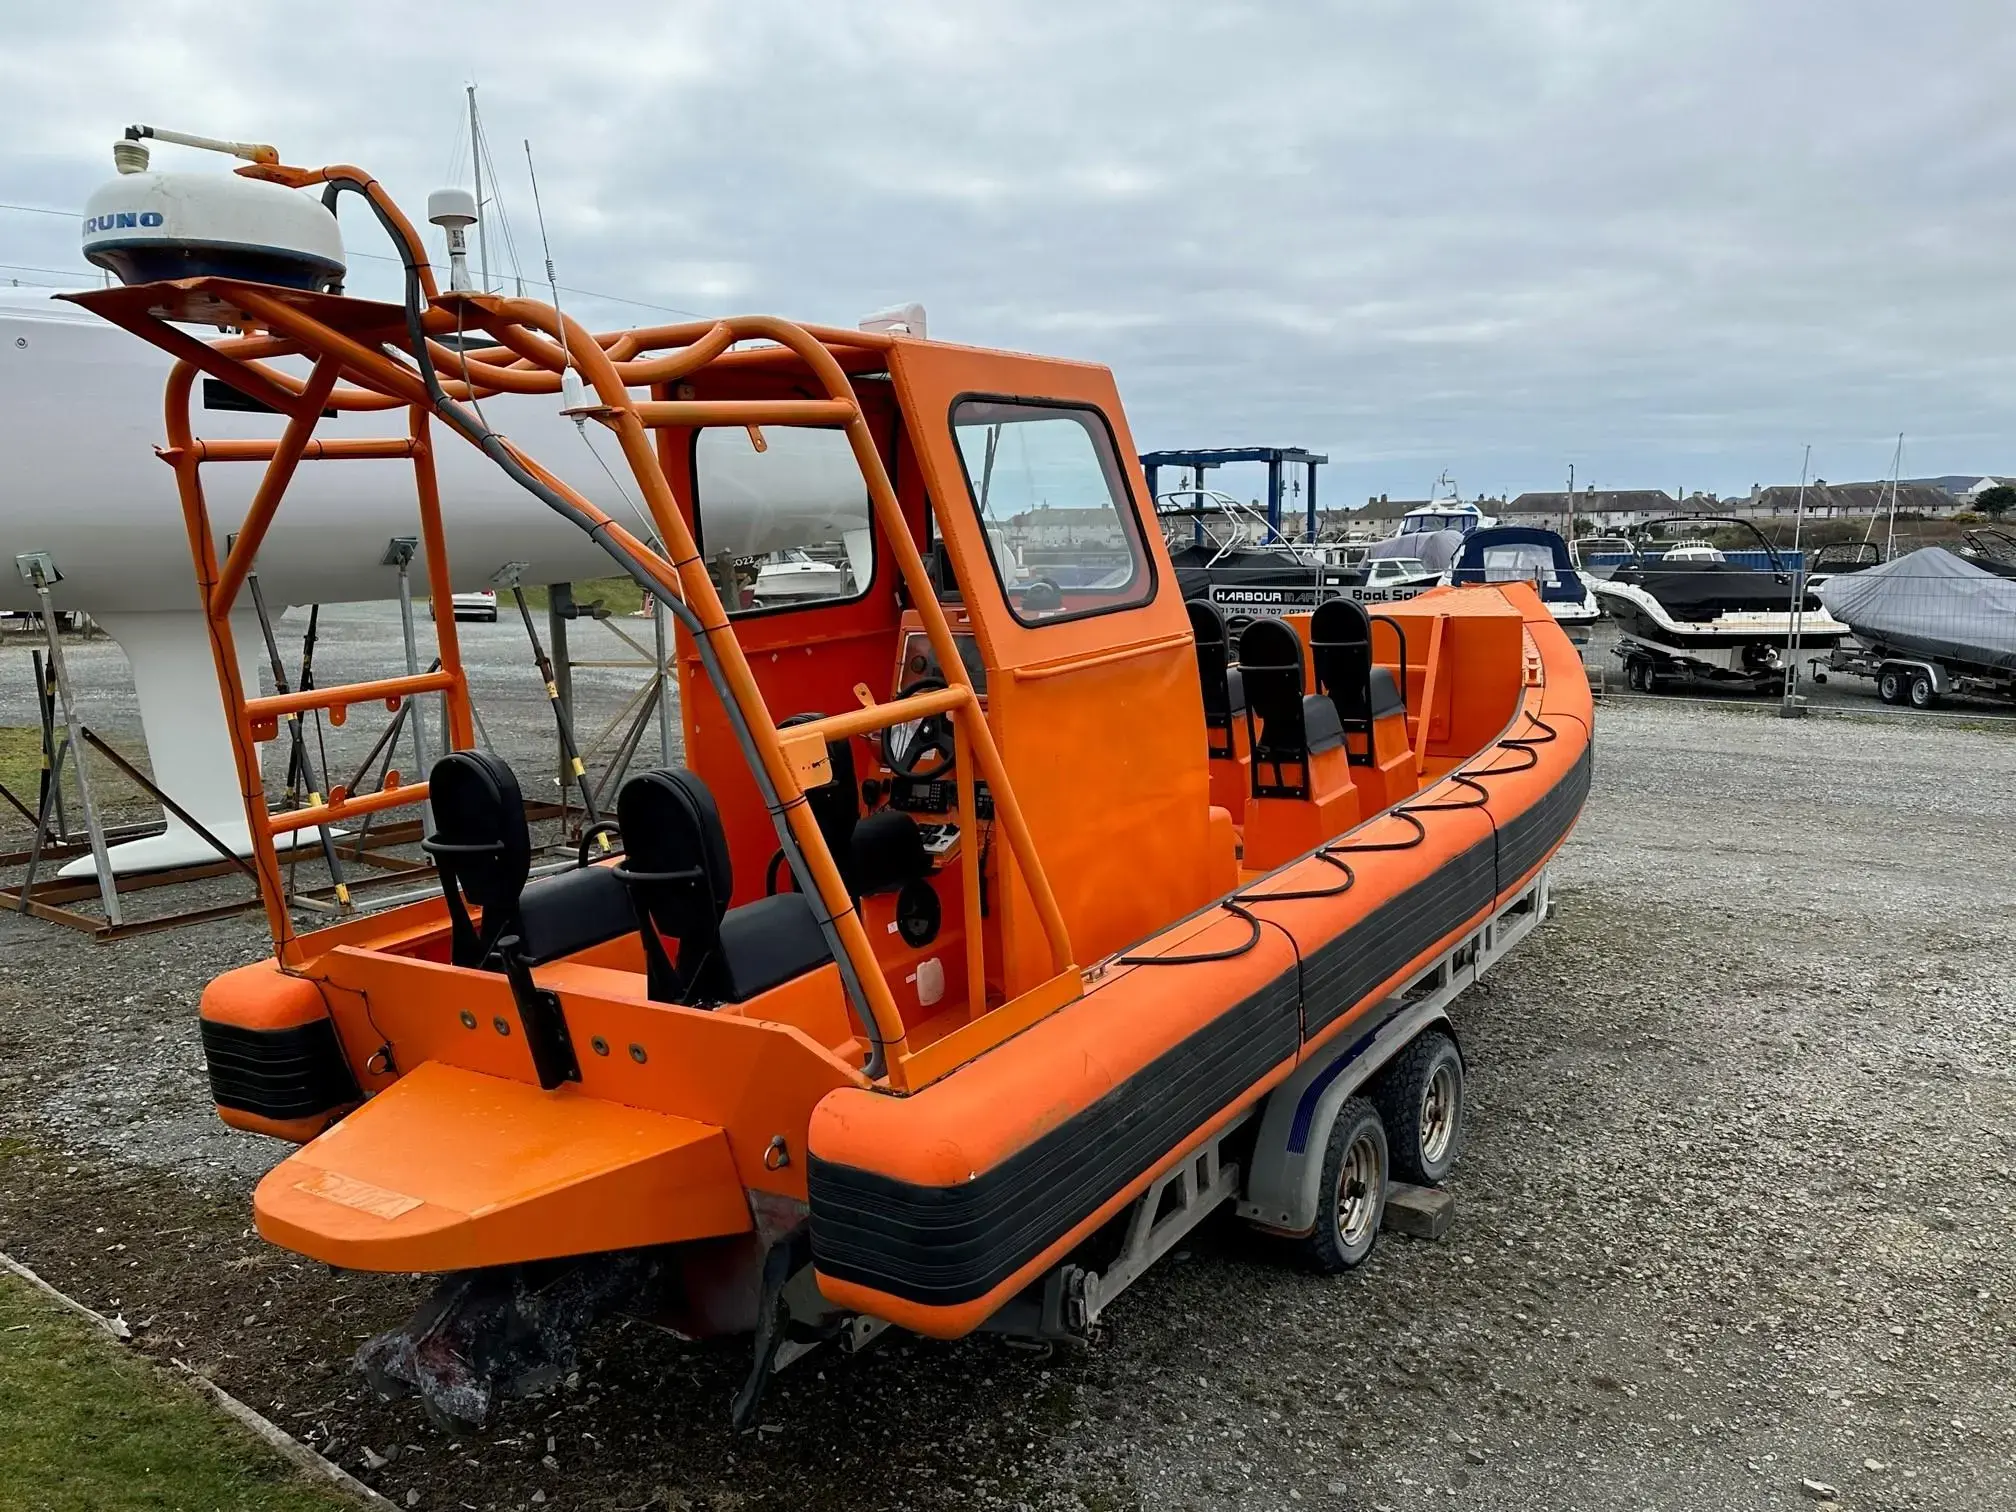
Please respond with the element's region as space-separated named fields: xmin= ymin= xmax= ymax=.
xmin=806 ymin=743 xmax=1591 ymax=1307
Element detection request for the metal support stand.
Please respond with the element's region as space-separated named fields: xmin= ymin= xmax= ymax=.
xmin=653 ymin=594 xmax=675 ymax=765
xmin=32 ymin=651 xmax=68 ymax=838
xmin=245 ymin=568 xmax=352 ymax=910
xmin=15 ymin=553 xmax=120 ymax=927
xmin=384 ymin=538 xmax=434 ymax=823
xmin=547 ymin=583 xmax=574 ymax=795
xmin=283 ymin=604 xmax=324 ymax=806
xmin=495 ymin=570 xmax=607 ymax=842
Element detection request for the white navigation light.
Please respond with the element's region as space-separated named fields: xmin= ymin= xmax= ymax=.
xmin=428 ymin=187 xmax=479 ymax=294
xmin=82 ymin=169 xmax=345 ymax=299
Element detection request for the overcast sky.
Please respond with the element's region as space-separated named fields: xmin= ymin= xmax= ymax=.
xmin=5 ymin=1 xmax=2014 ymax=508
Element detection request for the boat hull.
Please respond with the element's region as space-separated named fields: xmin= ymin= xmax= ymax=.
xmin=1593 ymin=578 xmax=1847 ymax=656
xmin=807 ymin=594 xmax=1593 ymax=1337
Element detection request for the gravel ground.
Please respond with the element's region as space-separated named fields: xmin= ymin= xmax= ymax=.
xmin=0 ymin=623 xmax=2011 ymax=1512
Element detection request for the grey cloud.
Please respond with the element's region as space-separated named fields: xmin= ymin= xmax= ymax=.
xmin=6 ymin=0 xmax=2014 ymax=504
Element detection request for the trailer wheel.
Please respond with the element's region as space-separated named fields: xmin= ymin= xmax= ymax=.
xmin=1374 ymin=1031 xmax=1465 ymax=1186
xmin=1877 ymin=667 xmax=1904 ymax=705
xmin=1301 ymin=1096 xmax=1388 ymax=1274
xmin=1908 ymin=670 xmax=1938 ymax=709
xmin=1625 ymin=659 xmax=1649 ymax=692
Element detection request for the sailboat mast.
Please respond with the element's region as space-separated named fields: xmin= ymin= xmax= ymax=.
xmin=1885 ymin=433 xmax=1902 ymax=561
xmin=468 ymin=85 xmax=491 ymax=294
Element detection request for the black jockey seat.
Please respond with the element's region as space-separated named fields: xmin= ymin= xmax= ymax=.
xmin=423 ymin=751 xmax=632 ymax=971
xmin=848 ymin=809 xmax=932 ymax=897
xmin=1237 ymin=616 xmax=1343 ymax=799
xmin=1309 ymin=599 xmax=1405 ymax=764
xmin=616 ymin=767 xmax=834 ymax=1007
xmin=1187 ymin=599 xmax=1246 ymax=761
xmin=424 ymin=750 xmax=635 ymax=1089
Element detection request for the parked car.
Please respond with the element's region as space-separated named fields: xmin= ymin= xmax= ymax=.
xmin=430 ymin=589 xmax=499 ymax=622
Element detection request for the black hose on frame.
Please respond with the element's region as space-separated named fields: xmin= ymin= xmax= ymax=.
xmin=318 ymin=175 xmax=889 ymax=1078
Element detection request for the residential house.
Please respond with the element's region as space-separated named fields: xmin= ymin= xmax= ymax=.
xmin=1505 ymin=489 xmax=1676 ymax=534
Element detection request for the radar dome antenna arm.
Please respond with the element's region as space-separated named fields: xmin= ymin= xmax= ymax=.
xmin=125 ymin=123 xmax=279 ymax=166
xmin=313 ymin=169 xmax=895 ymax=1079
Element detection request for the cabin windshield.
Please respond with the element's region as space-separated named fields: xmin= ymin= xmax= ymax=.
xmin=693 ymin=424 xmax=873 ymax=616
xmin=950 ymin=398 xmax=1153 ymax=625
xmin=1401 ymin=511 xmax=1475 ymax=537
xmin=1473 ymin=543 xmax=1559 ymax=583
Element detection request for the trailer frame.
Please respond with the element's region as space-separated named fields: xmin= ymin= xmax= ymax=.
xmin=757 ymin=866 xmax=1554 ymax=1375
xmin=1812 ymin=640 xmax=2016 ymax=710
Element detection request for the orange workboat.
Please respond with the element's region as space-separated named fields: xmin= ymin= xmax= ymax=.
xmin=71 ymin=130 xmax=1591 ymax=1426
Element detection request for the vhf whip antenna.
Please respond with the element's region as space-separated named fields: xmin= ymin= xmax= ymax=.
xmin=524 ymin=139 xmax=597 ymax=419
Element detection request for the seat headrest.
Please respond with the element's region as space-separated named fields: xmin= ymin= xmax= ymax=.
xmin=849 ymin=809 xmax=931 ymax=896
xmin=617 ymin=768 xmax=734 ymax=916
xmin=1236 ymin=616 xmax=1303 ymax=678
xmin=1186 ymin=598 xmax=1229 ymax=652
xmin=1310 ymin=598 xmax=1375 ymax=707
xmin=1310 ymin=597 xmax=1372 ymax=650
xmin=425 ymin=751 xmax=530 ymax=909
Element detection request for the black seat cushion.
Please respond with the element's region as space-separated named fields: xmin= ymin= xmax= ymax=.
xmin=849 ymin=809 xmax=930 ymax=896
xmin=717 ymin=893 xmax=834 ymax=1001
xmin=1369 ymin=666 xmax=1405 ymax=720
xmin=511 ymin=865 xmax=634 ymax=967
xmin=1224 ymin=665 xmax=1247 ymax=717
xmin=1302 ymin=693 xmax=1345 ymax=756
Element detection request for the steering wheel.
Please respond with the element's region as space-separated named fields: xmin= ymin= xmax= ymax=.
xmin=1018 ymin=578 xmax=1065 ymax=615
xmin=881 ymin=675 xmax=957 ymax=782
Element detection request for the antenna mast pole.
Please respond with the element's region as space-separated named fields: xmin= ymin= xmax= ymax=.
xmin=468 ymin=85 xmax=491 ymax=294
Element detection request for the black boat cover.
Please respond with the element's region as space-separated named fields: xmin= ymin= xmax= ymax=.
xmin=1451 ymin=526 xmax=1588 ymax=607
xmin=1608 ymin=560 xmax=1808 ymax=621
xmin=1168 ymin=543 xmax=1324 ymax=607
xmin=1815 ymin=546 xmax=2016 ymax=673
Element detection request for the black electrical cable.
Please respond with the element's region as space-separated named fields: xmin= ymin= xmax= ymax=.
xmin=1233 ymin=850 xmax=1356 ymax=904
xmin=1117 ymin=900 xmax=1263 ymax=967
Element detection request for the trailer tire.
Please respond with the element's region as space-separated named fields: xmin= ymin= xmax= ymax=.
xmin=1625 ymin=659 xmax=1650 ymax=693
xmin=1374 ymin=1031 xmax=1465 ymax=1186
xmin=1908 ymin=670 xmax=1937 ymax=710
xmin=1300 ymin=1096 xmax=1388 ymax=1275
xmin=1877 ymin=667 xmax=1905 ymax=705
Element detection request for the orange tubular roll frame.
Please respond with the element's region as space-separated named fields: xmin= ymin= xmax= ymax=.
xmin=79 ymin=156 xmax=1083 ymax=1091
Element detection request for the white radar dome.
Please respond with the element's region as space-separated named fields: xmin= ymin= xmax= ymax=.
xmin=82 ymin=171 xmax=345 ymax=294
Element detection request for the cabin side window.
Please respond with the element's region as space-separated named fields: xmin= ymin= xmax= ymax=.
xmin=691 ymin=426 xmax=874 ymax=617
xmin=949 ymin=397 xmax=1155 ymax=625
